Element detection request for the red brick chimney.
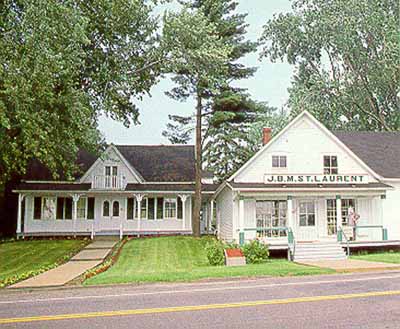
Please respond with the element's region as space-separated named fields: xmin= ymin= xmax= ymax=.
xmin=262 ymin=127 xmax=272 ymax=145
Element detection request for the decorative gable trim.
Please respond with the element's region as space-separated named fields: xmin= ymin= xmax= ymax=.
xmin=229 ymin=111 xmax=383 ymax=182
xmin=79 ymin=144 xmax=144 ymax=183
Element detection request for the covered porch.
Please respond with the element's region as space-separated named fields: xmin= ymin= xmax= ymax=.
xmin=234 ymin=185 xmax=396 ymax=250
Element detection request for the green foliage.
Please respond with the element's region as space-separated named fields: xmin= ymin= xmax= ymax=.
xmin=242 ymin=239 xmax=269 ymax=264
xmin=205 ymin=239 xmax=225 ymax=266
xmin=260 ymin=0 xmax=400 ymax=132
xmin=0 ymin=0 xmax=161 ymax=183
xmin=162 ymin=0 xmax=260 ymax=182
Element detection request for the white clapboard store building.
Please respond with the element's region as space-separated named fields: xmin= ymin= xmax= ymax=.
xmin=215 ymin=111 xmax=400 ymax=260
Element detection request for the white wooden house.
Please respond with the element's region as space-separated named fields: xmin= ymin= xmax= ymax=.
xmin=14 ymin=145 xmax=217 ymax=238
xmin=214 ymin=111 xmax=400 ymax=260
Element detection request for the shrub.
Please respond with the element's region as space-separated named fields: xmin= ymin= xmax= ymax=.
xmin=242 ymin=239 xmax=269 ymax=264
xmin=205 ymin=240 xmax=225 ymax=266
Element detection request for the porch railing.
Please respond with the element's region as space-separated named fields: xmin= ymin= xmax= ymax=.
xmin=91 ymin=175 xmax=127 ymax=190
xmin=240 ymin=227 xmax=295 ymax=260
xmin=338 ymin=225 xmax=388 ymax=242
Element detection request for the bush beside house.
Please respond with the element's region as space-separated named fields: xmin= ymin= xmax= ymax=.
xmin=205 ymin=238 xmax=269 ymax=266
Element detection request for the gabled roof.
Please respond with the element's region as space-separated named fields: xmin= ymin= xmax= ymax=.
xmin=116 ymin=145 xmax=195 ymax=182
xmin=21 ymin=149 xmax=98 ymax=181
xmin=22 ymin=145 xmax=197 ymax=183
xmin=334 ymin=131 xmax=400 ymax=179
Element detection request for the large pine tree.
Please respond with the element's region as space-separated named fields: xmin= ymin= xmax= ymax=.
xmin=163 ymin=0 xmax=259 ymax=183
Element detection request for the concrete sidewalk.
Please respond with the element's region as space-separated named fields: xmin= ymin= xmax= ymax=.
xmin=298 ymin=259 xmax=400 ymax=271
xmin=9 ymin=239 xmax=118 ymax=289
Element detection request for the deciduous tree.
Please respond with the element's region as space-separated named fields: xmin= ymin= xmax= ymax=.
xmin=260 ymin=0 xmax=400 ymax=131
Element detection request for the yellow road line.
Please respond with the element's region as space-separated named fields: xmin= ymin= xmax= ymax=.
xmin=1 ymin=290 xmax=400 ymax=324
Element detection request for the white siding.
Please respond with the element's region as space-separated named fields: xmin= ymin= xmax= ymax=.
xmin=216 ymin=186 xmax=234 ymax=241
xmin=235 ymin=116 xmax=377 ymax=183
xmin=383 ymin=181 xmax=400 ymax=240
xmin=81 ymin=147 xmax=140 ymax=184
xmin=23 ymin=193 xmax=192 ymax=235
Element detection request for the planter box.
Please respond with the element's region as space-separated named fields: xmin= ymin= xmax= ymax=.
xmin=224 ymin=248 xmax=246 ymax=266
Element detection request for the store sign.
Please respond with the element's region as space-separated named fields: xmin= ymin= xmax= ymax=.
xmin=264 ymin=174 xmax=369 ymax=184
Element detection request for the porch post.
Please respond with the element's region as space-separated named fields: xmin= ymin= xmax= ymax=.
xmin=210 ymin=200 xmax=214 ymax=233
xmin=135 ymin=194 xmax=144 ymax=232
xmin=336 ymin=195 xmax=342 ymax=234
xmin=189 ymin=196 xmax=192 ymax=232
xmin=239 ymin=198 xmax=245 ymax=243
xmin=16 ymin=193 xmax=25 ymax=237
xmin=287 ymin=196 xmax=293 ymax=229
xmin=72 ymin=194 xmax=81 ymax=237
xmin=178 ymin=194 xmax=188 ymax=230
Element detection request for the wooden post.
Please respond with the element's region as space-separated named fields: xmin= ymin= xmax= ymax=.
xmin=178 ymin=195 xmax=188 ymax=230
xmin=16 ymin=193 xmax=25 ymax=238
xmin=239 ymin=199 xmax=244 ymax=243
xmin=287 ymin=196 xmax=293 ymax=229
xmin=210 ymin=200 xmax=214 ymax=233
xmin=135 ymin=194 xmax=144 ymax=234
xmin=72 ymin=194 xmax=81 ymax=237
xmin=336 ymin=195 xmax=342 ymax=235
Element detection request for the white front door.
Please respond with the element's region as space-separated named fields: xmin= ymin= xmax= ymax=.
xmin=296 ymin=200 xmax=319 ymax=241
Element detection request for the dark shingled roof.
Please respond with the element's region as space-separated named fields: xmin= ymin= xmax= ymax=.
xmin=116 ymin=145 xmax=196 ymax=182
xmin=21 ymin=149 xmax=98 ymax=181
xmin=20 ymin=145 xmax=197 ymax=183
xmin=334 ymin=132 xmax=400 ymax=178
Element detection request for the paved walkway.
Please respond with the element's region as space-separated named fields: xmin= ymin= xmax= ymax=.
xmin=298 ymin=259 xmax=400 ymax=271
xmin=9 ymin=240 xmax=118 ymax=289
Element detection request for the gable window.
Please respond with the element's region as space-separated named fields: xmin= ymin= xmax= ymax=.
xmin=299 ymin=201 xmax=315 ymax=226
xmin=77 ymin=198 xmax=87 ymax=219
xmin=324 ymin=155 xmax=338 ymax=174
xmin=33 ymin=197 xmax=42 ymax=220
xmin=105 ymin=166 xmax=118 ymax=188
xmin=112 ymin=201 xmax=120 ymax=217
xmin=127 ymin=198 xmax=134 ymax=220
xmin=56 ymin=197 xmax=73 ymax=220
xmin=272 ymin=155 xmax=287 ymax=168
xmin=103 ymin=200 xmax=110 ymax=217
xmin=164 ymin=198 xmax=177 ymax=219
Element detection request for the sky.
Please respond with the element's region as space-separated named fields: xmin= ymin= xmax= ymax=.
xmin=98 ymin=0 xmax=294 ymax=145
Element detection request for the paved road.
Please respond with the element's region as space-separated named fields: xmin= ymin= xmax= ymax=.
xmin=1 ymin=271 xmax=400 ymax=328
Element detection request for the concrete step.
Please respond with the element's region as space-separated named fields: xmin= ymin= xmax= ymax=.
xmin=294 ymin=241 xmax=347 ymax=261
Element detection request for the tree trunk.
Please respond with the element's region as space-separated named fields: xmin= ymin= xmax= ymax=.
xmin=192 ymin=92 xmax=202 ymax=237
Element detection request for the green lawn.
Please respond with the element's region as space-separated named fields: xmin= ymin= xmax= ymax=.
xmin=351 ymin=252 xmax=400 ymax=264
xmin=85 ymin=236 xmax=332 ymax=285
xmin=0 ymin=239 xmax=88 ymax=287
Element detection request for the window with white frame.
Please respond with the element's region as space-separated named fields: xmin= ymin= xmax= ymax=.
xmin=323 ymin=155 xmax=338 ymax=174
xmin=112 ymin=201 xmax=120 ymax=217
xmin=103 ymin=200 xmax=110 ymax=217
xmin=164 ymin=198 xmax=177 ymax=219
xmin=299 ymin=201 xmax=316 ymax=226
xmin=341 ymin=199 xmax=356 ymax=225
xmin=42 ymin=197 xmax=56 ymax=220
xmin=77 ymin=198 xmax=87 ymax=219
xmin=256 ymin=200 xmax=287 ymax=237
xmin=56 ymin=197 xmax=73 ymax=220
xmin=272 ymin=155 xmax=287 ymax=168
